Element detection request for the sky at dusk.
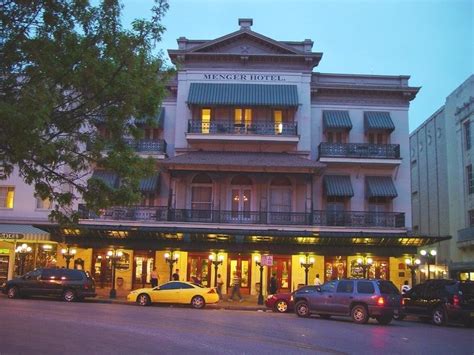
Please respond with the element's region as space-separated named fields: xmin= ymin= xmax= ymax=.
xmin=121 ymin=0 xmax=473 ymax=132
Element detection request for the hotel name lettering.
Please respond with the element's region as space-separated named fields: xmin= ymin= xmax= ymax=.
xmin=203 ymin=73 xmax=286 ymax=81
xmin=0 ymin=233 xmax=24 ymax=239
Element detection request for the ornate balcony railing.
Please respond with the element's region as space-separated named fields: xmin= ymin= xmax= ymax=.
xmin=318 ymin=143 xmax=400 ymax=159
xmin=188 ymin=120 xmax=298 ymax=136
xmin=123 ymin=139 xmax=166 ymax=153
xmin=78 ymin=205 xmax=405 ymax=228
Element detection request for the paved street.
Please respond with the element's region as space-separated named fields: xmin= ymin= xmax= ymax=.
xmin=0 ymin=297 xmax=472 ymax=355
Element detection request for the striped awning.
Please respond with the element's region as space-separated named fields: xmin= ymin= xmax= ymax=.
xmin=139 ymin=174 xmax=160 ymax=193
xmin=366 ymin=176 xmax=398 ymax=198
xmin=364 ymin=112 xmax=395 ymax=132
xmin=187 ymin=83 xmax=299 ymax=107
xmin=324 ymin=175 xmax=354 ymax=197
xmin=0 ymin=224 xmax=50 ymax=242
xmin=91 ymin=170 xmax=119 ymax=188
xmin=323 ymin=111 xmax=352 ymax=131
xmin=135 ymin=107 xmax=165 ymax=128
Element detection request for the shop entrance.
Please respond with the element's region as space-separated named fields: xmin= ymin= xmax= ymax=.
xmin=0 ymin=255 xmax=9 ymax=284
xmin=133 ymin=251 xmax=154 ymax=289
xmin=267 ymin=256 xmax=291 ymax=293
xmin=187 ymin=253 xmax=211 ymax=287
xmin=227 ymin=254 xmax=251 ymax=295
xmin=92 ymin=251 xmax=112 ymax=288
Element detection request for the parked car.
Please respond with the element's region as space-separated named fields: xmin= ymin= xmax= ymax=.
xmin=127 ymin=281 xmax=219 ymax=309
xmin=293 ymin=279 xmax=401 ymax=325
xmin=266 ymin=286 xmax=318 ymax=313
xmin=400 ymin=279 xmax=474 ymax=327
xmin=1 ymin=268 xmax=96 ymax=302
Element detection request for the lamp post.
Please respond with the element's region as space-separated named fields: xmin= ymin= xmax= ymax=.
xmin=420 ymin=249 xmax=437 ymax=279
xmin=357 ymin=256 xmax=373 ymax=279
xmin=254 ymin=255 xmax=265 ymax=305
xmin=107 ymin=249 xmax=123 ymax=299
xmin=164 ymin=251 xmax=179 ymax=281
xmin=61 ymin=246 xmax=77 ymax=269
xmin=299 ymin=255 xmax=315 ymax=285
xmin=209 ymin=253 xmax=224 ymax=287
xmin=405 ymin=256 xmax=421 ymax=286
xmin=15 ymin=243 xmax=32 ymax=275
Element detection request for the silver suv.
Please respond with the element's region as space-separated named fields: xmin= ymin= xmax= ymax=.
xmin=293 ymin=279 xmax=401 ymax=325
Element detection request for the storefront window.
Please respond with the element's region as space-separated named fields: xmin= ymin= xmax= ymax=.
xmin=325 ymin=256 xmax=347 ymax=281
xmin=36 ymin=244 xmax=57 ymax=268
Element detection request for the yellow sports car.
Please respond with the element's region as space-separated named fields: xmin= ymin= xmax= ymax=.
xmin=127 ymin=281 xmax=219 ymax=309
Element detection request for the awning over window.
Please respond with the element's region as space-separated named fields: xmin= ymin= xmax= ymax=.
xmin=324 ymin=175 xmax=354 ymax=197
xmin=366 ymin=176 xmax=398 ymax=198
xmin=91 ymin=170 xmax=119 ymax=188
xmin=187 ymin=83 xmax=299 ymax=107
xmin=0 ymin=224 xmax=50 ymax=242
xmin=323 ymin=111 xmax=352 ymax=131
xmin=135 ymin=107 xmax=165 ymax=129
xmin=364 ymin=112 xmax=395 ymax=132
xmin=139 ymin=174 xmax=160 ymax=193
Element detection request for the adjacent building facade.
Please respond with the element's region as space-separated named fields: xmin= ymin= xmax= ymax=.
xmin=1 ymin=19 xmax=445 ymax=294
xmin=410 ymin=75 xmax=474 ymax=281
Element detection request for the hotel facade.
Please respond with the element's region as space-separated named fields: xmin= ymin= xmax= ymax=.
xmin=0 ymin=19 xmax=446 ymax=295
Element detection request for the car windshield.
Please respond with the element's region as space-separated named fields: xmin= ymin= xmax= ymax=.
xmin=377 ymin=281 xmax=400 ymax=295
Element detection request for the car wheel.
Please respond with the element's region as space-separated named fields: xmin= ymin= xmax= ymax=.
xmin=376 ymin=315 xmax=393 ymax=325
xmin=295 ymin=301 xmax=310 ymax=318
xmin=7 ymin=286 xmax=19 ymax=299
xmin=319 ymin=314 xmax=331 ymax=319
xmin=137 ymin=293 xmax=151 ymax=306
xmin=432 ymin=306 xmax=446 ymax=326
xmin=62 ymin=289 xmax=76 ymax=302
xmin=191 ymin=295 xmax=205 ymax=309
xmin=274 ymin=300 xmax=289 ymax=313
xmin=393 ymin=313 xmax=405 ymax=321
xmin=351 ymin=305 xmax=369 ymax=324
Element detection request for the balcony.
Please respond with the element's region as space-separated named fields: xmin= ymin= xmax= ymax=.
xmin=78 ymin=205 xmax=405 ymax=228
xmin=186 ymin=120 xmax=299 ymax=143
xmin=457 ymin=227 xmax=474 ymax=247
xmin=318 ymin=143 xmax=401 ymax=164
xmin=124 ymin=139 xmax=166 ymax=155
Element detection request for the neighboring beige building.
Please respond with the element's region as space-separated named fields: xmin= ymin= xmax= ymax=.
xmin=410 ymin=75 xmax=474 ymax=280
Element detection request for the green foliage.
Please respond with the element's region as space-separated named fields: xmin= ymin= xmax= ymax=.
xmin=0 ymin=0 xmax=173 ymax=223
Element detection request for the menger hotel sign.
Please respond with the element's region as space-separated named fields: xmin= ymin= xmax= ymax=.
xmin=0 ymin=233 xmax=24 ymax=240
xmin=203 ymin=73 xmax=286 ymax=81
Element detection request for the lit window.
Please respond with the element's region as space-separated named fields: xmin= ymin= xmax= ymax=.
xmin=0 ymin=186 xmax=15 ymax=208
xmin=274 ymin=110 xmax=283 ymax=134
xmin=234 ymin=108 xmax=252 ymax=125
xmin=201 ymin=108 xmax=211 ymax=134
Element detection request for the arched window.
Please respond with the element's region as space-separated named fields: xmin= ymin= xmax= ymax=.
xmin=192 ymin=173 xmax=212 ymax=184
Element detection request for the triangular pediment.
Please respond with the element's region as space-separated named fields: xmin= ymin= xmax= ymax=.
xmin=189 ymin=31 xmax=300 ymax=55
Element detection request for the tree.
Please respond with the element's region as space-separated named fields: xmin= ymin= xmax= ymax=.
xmin=0 ymin=0 xmax=173 ymax=223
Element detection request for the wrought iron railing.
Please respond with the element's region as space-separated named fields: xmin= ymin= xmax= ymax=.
xmin=78 ymin=205 xmax=405 ymax=228
xmin=188 ymin=120 xmax=298 ymax=136
xmin=318 ymin=143 xmax=400 ymax=159
xmin=123 ymin=139 xmax=167 ymax=153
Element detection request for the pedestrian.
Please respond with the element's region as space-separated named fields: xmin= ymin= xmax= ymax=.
xmin=150 ymin=267 xmax=159 ymax=288
xmin=172 ymin=268 xmax=180 ymax=281
xmin=228 ymin=272 xmax=243 ymax=302
xmin=216 ymin=273 xmax=224 ymax=300
xmin=314 ymin=273 xmax=322 ymax=286
xmin=268 ymin=273 xmax=278 ymax=294
xmin=401 ymin=280 xmax=411 ymax=294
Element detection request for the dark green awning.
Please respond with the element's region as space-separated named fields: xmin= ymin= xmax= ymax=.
xmin=324 ymin=175 xmax=354 ymax=197
xmin=139 ymin=174 xmax=160 ymax=193
xmin=323 ymin=111 xmax=352 ymax=131
xmin=366 ymin=176 xmax=397 ymax=198
xmin=187 ymin=83 xmax=299 ymax=107
xmin=91 ymin=170 xmax=119 ymax=188
xmin=364 ymin=112 xmax=395 ymax=132
xmin=135 ymin=107 xmax=165 ymax=128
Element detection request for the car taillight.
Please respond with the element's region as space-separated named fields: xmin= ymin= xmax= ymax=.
xmin=83 ymin=284 xmax=89 ymax=290
xmin=453 ymin=295 xmax=460 ymax=307
xmin=208 ymin=288 xmax=216 ymax=294
xmin=377 ymin=297 xmax=385 ymax=306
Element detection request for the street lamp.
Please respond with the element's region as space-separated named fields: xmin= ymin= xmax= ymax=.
xmin=357 ymin=256 xmax=373 ymax=279
xmin=254 ymin=255 xmax=265 ymax=305
xmin=405 ymin=256 xmax=421 ymax=286
xmin=107 ymin=249 xmax=123 ymax=299
xmin=420 ymin=249 xmax=437 ymax=279
xmin=61 ymin=246 xmax=77 ymax=269
xmin=164 ymin=251 xmax=179 ymax=281
xmin=15 ymin=243 xmax=32 ymax=275
xmin=209 ymin=253 xmax=224 ymax=287
xmin=299 ymin=255 xmax=315 ymax=285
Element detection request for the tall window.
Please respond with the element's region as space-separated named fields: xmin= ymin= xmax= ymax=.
xmin=464 ymin=120 xmax=471 ymax=150
xmin=368 ymin=197 xmax=389 ymax=212
xmin=368 ymin=132 xmax=388 ymax=144
xmin=234 ymin=108 xmax=252 ymax=124
xmin=191 ymin=174 xmax=212 ymax=211
xmin=201 ymin=108 xmax=211 ymax=134
xmin=326 ymin=196 xmax=346 ymax=226
xmin=326 ymin=131 xmax=346 ymax=143
xmin=274 ymin=110 xmax=283 ymax=134
xmin=467 ymin=165 xmax=474 ymax=194
xmin=0 ymin=187 xmax=14 ymax=208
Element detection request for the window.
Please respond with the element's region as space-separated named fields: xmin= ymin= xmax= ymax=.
xmin=467 ymin=165 xmax=474 ymax=194
xmin=201 ymin=108 xmax=211 ymax=134
xmin=336 ymin=280 xmax=354 ymax=293
xmin=191 ymin=174 xmax=213 ymax=218
xmin=36 ymin=196 xmax=52 ymax=210
xmin=326 ymin=131 xmax=346 ymax=144
xmin=368 ymin=197 xmax=389 ymax=213
xmin=326 ymin=196 xmax=346 ymax=226
xmin=159 ymin=282 xmax=182 ymax=290
xmin=320 ymin=281 xmax=337 ymax=293
xmin=357 ymin=281 xmax=375 ymax=294
xmin=464 ymin=120 xmax=471 ymax=150
xmin=234 ymin=108 xmax=252 ymax=125
xmin=0 ymin=186 xmax=14 ymax=208
xmin=274 ymin=110 xmax=283 ymax=134
xmin=368 ymin=132 xmax=388 ymax=144
xmin=377 ymin=281 xmax=400 ymax=295
xmin=469 ymin=210 xmax=474 ymax=227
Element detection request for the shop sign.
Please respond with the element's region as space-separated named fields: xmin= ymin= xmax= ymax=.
xmin=0 ymin=248 xmax=10 ymax=254
xmin=203 ymin=73 xmax=286 ymax=82
xmin=0 ymin=233 xmax=24 ymax=240
xmin=261 ymin=255 xmax=273 ymax=266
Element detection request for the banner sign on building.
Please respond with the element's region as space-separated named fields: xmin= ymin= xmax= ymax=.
xmin=261 ymin=255 xmax=274 ymax=266
xmin=0 ymin=233 xmax=24 ymax=240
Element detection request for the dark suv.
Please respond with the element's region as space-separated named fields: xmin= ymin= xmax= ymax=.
xmin=401 ymin=279 xmax=474 ymax=327
xmin=293 ymin=279 xmax=401 ymax=325
xmin=1 ymin=268 xmax=96 ymax=302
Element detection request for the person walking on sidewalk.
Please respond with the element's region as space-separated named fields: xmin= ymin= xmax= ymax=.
xmin=216 ymin=273 xmax=224 ymax=300
xmin=228 ymin=272 xmax=243 ymax=302
xmin=268 ymin=273 xmax=278 ymax=294
xmin=150 ymin=267 xmax=159 ymax=288
xmin=172 ymin=269 xmax=180 ymax=281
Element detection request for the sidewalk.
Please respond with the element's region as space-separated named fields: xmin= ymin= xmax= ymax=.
xmin=92 ymin=288 xmax=270 ymax=311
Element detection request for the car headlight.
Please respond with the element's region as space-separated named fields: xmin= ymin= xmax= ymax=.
xmin=290 ymin=296 xmax=294 ymax=301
